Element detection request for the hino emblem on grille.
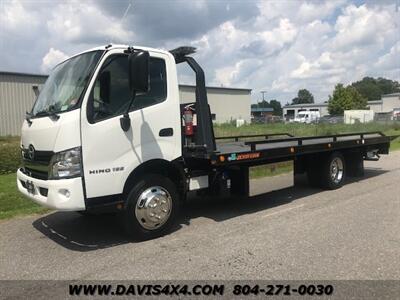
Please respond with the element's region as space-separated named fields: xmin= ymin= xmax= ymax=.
xmin=27 ymin=144 xmax=35 ymax=160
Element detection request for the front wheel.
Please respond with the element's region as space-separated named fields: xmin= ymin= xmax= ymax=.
xmin=123 ymin=174 xmax=180 ymax=241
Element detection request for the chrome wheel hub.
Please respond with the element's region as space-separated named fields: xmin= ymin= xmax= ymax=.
xmin=135 ymin=186 xmax=172 ymax=230
xmin=330 ymin=157 xmax=344 ymax=184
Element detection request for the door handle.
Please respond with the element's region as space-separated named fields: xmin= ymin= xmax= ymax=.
xmin=159 ymin=128 xmax=173 ymax=137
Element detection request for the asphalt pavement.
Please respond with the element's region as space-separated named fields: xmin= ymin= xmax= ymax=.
xmin=0 ymin=151 xmax=399 ymax=280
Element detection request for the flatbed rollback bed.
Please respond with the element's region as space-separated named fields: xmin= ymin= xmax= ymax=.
xmin=182 ymin=130 xmax=394 ymax=195
xmin=212 ymin=131 xmax=391 ymax=166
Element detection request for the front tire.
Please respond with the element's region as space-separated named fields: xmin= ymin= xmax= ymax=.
xmin=123 ymin=174 xmax=180 ymax=241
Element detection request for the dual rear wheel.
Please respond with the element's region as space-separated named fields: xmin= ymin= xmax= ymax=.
xmin=307 ymin=152 xmax=346 ymax=190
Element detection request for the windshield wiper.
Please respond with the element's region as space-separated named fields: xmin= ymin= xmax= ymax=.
xmin=34 ymin=110 xmax=50 ymax=116
xmin=25 ymin=112 xmax=33 ymax=126
xmin=34 ymin=105 xmax=60 ymax=121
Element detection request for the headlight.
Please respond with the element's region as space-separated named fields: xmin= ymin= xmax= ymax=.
xmin=49 ymin=147 xmax=82 ymax=179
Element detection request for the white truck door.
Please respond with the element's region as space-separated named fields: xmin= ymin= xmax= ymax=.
xmin=80 ymin=49 xmax=181 ymax=199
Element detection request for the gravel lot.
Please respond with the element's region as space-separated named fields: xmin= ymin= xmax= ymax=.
xmin=0 ymin=152 xmax=399 ymax=280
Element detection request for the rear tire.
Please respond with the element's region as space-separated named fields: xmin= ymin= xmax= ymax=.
xmin=123 ymin=174 xmax=180 ymax=241
xmin=321 ymin=152 xmax=346 ymax=190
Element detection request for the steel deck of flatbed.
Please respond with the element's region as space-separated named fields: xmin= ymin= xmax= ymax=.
xmin=206 ymin=131 xmax=392 ymax=166
xmin=216 ymin=132 xmax=385 ymax=153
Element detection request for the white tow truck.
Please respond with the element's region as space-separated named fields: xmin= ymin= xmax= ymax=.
xmin=17 ymin=44 xmax=395 ymax=240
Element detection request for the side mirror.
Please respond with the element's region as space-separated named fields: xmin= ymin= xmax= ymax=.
xmin=120 ymin=113 xmax=131 ymax=132
xmin=120 ymin=50 xmax=150 ymax=132
xmin=128 ymin=51 xmax=150 ymax=95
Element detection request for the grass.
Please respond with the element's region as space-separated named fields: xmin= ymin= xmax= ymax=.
xmin=214 ymin=121 xmax=400 ymax=149
xmin=0 ymin=136 xmax=21 ymax=175
xmin=219 ymin=122 xmax=400 ymax=178
xmin=389 ymin=135 xmax=400 ymax=151
xmin=0 ymin=173 xmax=49 ymax=220
xmin=214 ymin=121 xmax=400 ymax=139
xmin=249 ymin=161 xmax=293 ymax=179
xmin=220 ymin=121 xmax=400 ymax=179
xmin=1 ymin=136 xmax=48 ymax=220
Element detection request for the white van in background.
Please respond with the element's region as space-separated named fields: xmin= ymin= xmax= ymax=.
xmin=294 ymin=111 xmax=320 ymax=124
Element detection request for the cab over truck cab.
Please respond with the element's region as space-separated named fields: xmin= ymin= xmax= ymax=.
xmin=18 ymin=45 xmax=394 ymax=240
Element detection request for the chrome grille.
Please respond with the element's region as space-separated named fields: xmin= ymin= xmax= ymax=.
xmin=21 ymin=145 xmax=53 ymax=180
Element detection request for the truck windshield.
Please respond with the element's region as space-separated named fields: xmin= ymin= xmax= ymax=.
xmin=32 ymin=50 xmax=103 ymax=117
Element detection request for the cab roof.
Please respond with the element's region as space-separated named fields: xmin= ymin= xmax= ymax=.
xmin=60 ymin=44 xmax=173 ymax=66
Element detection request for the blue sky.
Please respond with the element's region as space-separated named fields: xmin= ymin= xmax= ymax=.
xmin=0 ymin=0 xmax=399 ymax=104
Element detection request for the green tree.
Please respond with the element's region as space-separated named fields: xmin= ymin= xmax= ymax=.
xmin=328 ymin=84 xmax=367 ymax=115
xmin=351 ymin=77 xmax=400 ymax=101
xmin=257 ymin=100 xmax=269 ymax=108
xmin=269 ymin=99 xmax=282 ymax=116
xmin=291 ymin=89 xmax=314 ymax=104
xmin=347 ymin=86 xmax=368 ymax=109
xmin=251 ymin=99 xmax=282 ymax=116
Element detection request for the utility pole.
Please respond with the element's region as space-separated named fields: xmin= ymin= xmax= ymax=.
xmin=260 ymin=91 xmax=267 ymax=102
xmin=258 ymin=91 xmax=267 ymax=107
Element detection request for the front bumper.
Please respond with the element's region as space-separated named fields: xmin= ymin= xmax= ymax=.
xmin=17 ymin=168 xmax=85 ymax=211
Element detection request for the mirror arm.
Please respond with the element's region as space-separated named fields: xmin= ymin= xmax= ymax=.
xmin=126 ymin=90 xmax=136 ymax=115
xmin=120 ymin=90 xmax=136 ymax=132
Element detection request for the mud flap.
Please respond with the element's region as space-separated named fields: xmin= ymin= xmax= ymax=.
xmin=346 ymin=151 xmax=364 ymax=177
xmin=229 ymin=166 xmax=249 ymax=197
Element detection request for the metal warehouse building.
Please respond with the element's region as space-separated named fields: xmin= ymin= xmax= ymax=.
xmin=0 ymin=72 xmax=46 ymax=136
xmin=0 ymin=71 xmax=251 ymax=136
xmin=179 ymin=84 xmax=251 ymax=124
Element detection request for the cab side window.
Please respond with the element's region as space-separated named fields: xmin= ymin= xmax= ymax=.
xmin=90 ymin=55 xmax=167 ymax=122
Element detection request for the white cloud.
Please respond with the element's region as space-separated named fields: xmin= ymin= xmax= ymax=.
xmin=257 ymin=0 xmax=346 ymax=25
xmin=332 ymin=4 xmax=397 ymax=51
xmin=297 ymin=0 xmax=347 ymax=22
xmin=258 ymin=18 xmax=298 ymax=54
xmin=46 ymin=1 xmax=134 ymax=44
xmin=206 ymin=1 xmax=399 ymax=103
xmin=374 ymin=41 xmax=400 ymax=80
xmin=375 ymin=41 xmax=400 ymax=71
xmin=291 ymin=52 xmax=343 ymax=79
xmin=0 ymin=0 xmax=39 ymax=30
xmin=41 ymin=48 xmax=69 ymax=73
xmin=0 ymin=0 xmax=399 ymax=104
xmin=264 ymin=2 xmax=400 ymax=102
xmin=215 ymin=59 xmax=263 ymax=87
xmin=303 ymin=20 xmax=332 ymax=39
xmin=215 ymin=65 xmax=238 ymax=87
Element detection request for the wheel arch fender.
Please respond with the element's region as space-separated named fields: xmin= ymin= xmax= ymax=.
xmin=122 ymin=158 xmax=187 ymax=200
